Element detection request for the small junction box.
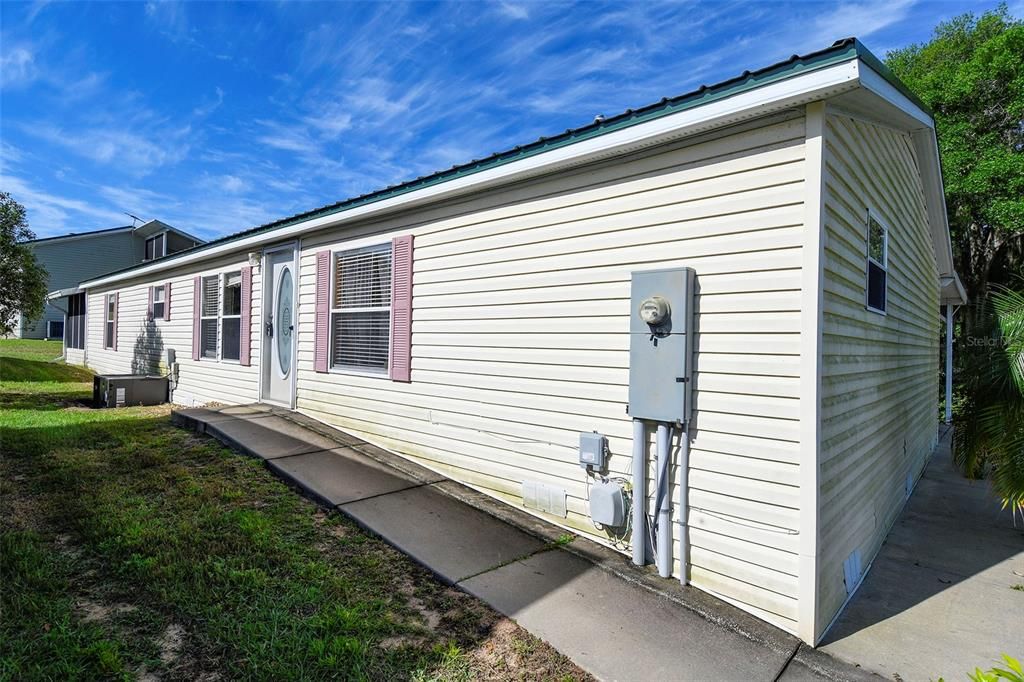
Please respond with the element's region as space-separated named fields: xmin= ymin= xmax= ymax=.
xmin=589 ymin=480 xmax=627 ymax=527
xmin=579 ymin=431 xmax=607 ymax=470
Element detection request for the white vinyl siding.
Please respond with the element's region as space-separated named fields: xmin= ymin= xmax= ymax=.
xmin=816 ymin=113 xmax=939 ymax=637
xmin=294 ymin=114 xmax=808 ymax=633
xmin=85 ymin=254 xmax=260 ymax=405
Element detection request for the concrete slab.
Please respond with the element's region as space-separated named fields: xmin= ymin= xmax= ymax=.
xmin=776 ymin=645 xmax=878 ymax=682
xmin=174 ymin=405 xmax=274 ymax=424
xmin=460 ymin=548 xmax=794 ymax=682
xmin=339 ymin=481 xmax=546 ymax=584
xmin=267 ymin=449 xmax=442 ymax=506
xmin=202 ymin=414 xmax=343 ymax=460
xmin=821 ymin=431 xmax=1024 ymax=680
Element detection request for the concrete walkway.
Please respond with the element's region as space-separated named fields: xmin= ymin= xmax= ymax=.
xmin=821 ymin=427 xmax=1024 ymax=681
xmin=173 ymin=404 xmax=874 ymax=681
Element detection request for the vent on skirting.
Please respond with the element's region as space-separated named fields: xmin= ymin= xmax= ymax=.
xmin=843 ymin=549 xmax=863 ymax=595
xmin=522 ymin=481 xmax=567 ymax=518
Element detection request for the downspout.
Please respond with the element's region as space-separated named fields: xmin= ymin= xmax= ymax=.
xmin=944 ymin=303 xmax=954 ymax=424
xmin=655 ymin=422 xmax=672 ymax=578
xmin=678 ymin=423 xmax=690 ymax=586
xmin=631 ymin=419 xmax=647 ymax=566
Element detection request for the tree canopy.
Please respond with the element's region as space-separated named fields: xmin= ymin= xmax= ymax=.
xmin=0 ymin=193 xmax=49 ymax=337
xmin=886 ymin=4 xmax=1023 ymax=305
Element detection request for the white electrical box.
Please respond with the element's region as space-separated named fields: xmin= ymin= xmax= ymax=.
xmin=579 ymin=431 xmax=607 ymax=470
xmin=589 ymin=481 xmax=627 ymax=527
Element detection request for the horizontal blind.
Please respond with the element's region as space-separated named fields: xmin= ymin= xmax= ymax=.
xmin=200 ymin=319 xmax=218 ymax=358
xmin=331 ymin=244 xmax=391 ymax=371
xmin=334 ymin=247 xmax=391 ymax=308
xmin=332 ymin=311 xmax=389 ymax=370
xmin=201 ymin=275 xmax=219 ymax=316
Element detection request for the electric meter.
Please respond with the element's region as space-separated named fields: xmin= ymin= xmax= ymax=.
xmin=638 ymin=296 xmax=670 ymax=326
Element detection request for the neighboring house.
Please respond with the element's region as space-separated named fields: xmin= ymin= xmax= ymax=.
xmin=15 ymin=220 xmax=202 ymax=345
xmin=73 ymin=39 xmax=965 ymax=645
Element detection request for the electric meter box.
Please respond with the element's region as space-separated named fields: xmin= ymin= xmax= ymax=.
xmin=627 ymin=267 xmax=695 ymax=424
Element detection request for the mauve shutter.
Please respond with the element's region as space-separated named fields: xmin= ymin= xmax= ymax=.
xmin=147 ymin=286 xmax=154 ymax=319
xmin=389 ymin=235 xmax=413 ymax=382
xmin=192 ymin=276 xmax=201 ymax=361
xmin=240 ymin=267 xmax=252 ymax=366
xmin=314 ymin=250 xmax=330 ymax=373
xmin=112 ymin=292 xmax=119 ymax=351
xmin=165 ymin=282 xmax=172 ymax=321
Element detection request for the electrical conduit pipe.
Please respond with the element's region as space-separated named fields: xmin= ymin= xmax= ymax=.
xmin=631 ymin=419 xmax=646 ymax=566
xmin=655 ymin=422 xmax=672 ymax=578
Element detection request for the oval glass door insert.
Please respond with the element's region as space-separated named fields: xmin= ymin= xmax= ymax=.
xmin=276 ymin=267 xmax=293 ymax=378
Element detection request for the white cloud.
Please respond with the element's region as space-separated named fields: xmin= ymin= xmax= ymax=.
xmin=193 ymin=86 xmax=224 ymax=117
xmin=497 ymin=2 xmax=529 ymax=20
xmin=219 ymin=175 xmax=247 ymax=193
xmin=0 ymin=46 xmax=37 ymax=87
xmin=1 ymin=174 xmax=127 ymax=236
xmin=21 ymin=123 xmax=191 ymax=174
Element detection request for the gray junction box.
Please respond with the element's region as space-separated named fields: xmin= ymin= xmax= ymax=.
xmin=627 ymin=267 xmax=695 ymax=424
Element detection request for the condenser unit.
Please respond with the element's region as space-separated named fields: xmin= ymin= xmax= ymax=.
xmin=92 ymin=374 xmax=168 ymax=408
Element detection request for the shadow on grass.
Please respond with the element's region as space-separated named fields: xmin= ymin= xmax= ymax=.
xmin=0 ymin=357 xmax=93 ymax=383
xmin=1 ymin=408 xmax=585 ymax=681
xmin=0 ymin=384 xmax=93 ymax=412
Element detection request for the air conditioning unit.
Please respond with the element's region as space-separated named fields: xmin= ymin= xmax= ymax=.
xmin=92 ymin=374 xmax=168 ymax=408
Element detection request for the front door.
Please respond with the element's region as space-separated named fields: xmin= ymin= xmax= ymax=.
xmin=262 ymin=247 xmax=296 ymax=406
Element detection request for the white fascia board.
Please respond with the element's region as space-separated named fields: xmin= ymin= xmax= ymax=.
xmin=81 ymin=59 xmax=862 ymax=289
xmin=856 ymin=63 xmax=933 ymax=128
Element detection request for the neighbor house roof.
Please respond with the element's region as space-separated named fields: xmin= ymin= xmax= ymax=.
xmin=28 ymin=220 xmax=205 ymax=247
xmin=81 ymin=38 xmax=956 ymax=289
xmin=28 ymin=225 xmax=134 ymax=245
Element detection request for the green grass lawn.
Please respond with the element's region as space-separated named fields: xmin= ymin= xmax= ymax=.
xmin=0 ymin=340 xmax=585 ymax=681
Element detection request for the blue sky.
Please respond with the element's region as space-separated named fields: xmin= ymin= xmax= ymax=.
xmin=0 ymin=0 xmax=1009 ymax=240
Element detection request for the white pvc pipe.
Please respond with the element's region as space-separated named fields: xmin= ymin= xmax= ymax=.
xmin=945 ymin=303 xmax=954 ymax=424
xmin=655 ymin=422 xmax=672 ymax=578
xmin=678 ymin=424 xmax=690 ymax=586
xmin=631 ymin=419 xmax=646 ymax=566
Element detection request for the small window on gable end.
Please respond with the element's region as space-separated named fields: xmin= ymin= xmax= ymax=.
xmin=866 ymin=212 xmax=888 ymax=314
xmin=152 ymin=285 xmax=165 ymax=319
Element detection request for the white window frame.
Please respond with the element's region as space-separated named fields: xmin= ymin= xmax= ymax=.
xmin=47 ymin=319 xmax=64 ymax=340
xmin=220 ymin=271 xmax=243 ymax=364
xmin=104 ymin=293 xmax=116 ymax=349
xmin=145 ymin=232 xmax=167 ymax=261
xmin=199 ymin=271 xmax=242 ymax=363
xmin=329 ymin=243 xmax=392 ymax=377
xmin=199 ymin=274 xmax=220 ymax=361
xmin=152 ymin=284 xmax=166 ymax=320
xmin=865 ymin=209 xmax=889 ymax=315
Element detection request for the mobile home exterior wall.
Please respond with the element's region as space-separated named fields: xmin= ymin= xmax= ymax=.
xmin=294 ymin=114 xmax=809 ymax=633
xmin=86 ymin=252 xmax=262 ymax=407
xmin=815 ymin=111 xmax=940 ymax=637
xmin=72 ymin=61 xmax=955 ymax=644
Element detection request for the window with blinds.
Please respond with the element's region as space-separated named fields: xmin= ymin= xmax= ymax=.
xmin=222 ymin=271 xmax=242 ymax=361
xmin=331 ymin=244 xmax=392 ymax=372
xmin=200 ymin=275 xmax=219 ymax=358
xmin=104 ymin=293 xmax=116 ymax=348
xmin=152 ymin=285 xmax=165 ymax=319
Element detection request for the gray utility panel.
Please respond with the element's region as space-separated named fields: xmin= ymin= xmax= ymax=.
xmin=627 ymin=267 xmax=695 ymax=424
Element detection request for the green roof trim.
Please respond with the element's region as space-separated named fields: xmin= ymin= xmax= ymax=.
xmin=87 ymin=38 xmax=928 ymax=285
